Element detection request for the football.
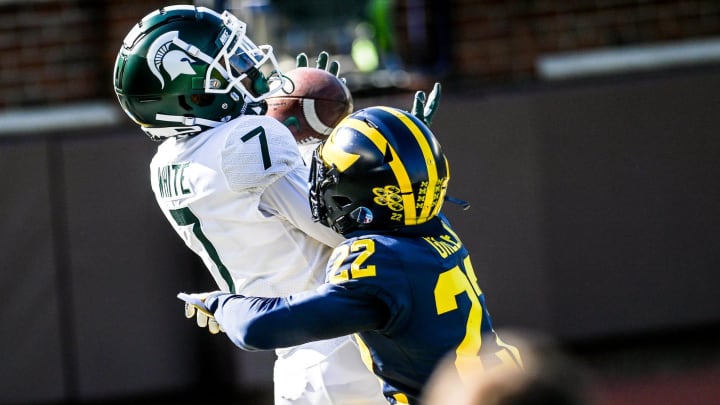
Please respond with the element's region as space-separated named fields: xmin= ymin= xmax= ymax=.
xmin=266 ymin=67 xmax=353 ymax=144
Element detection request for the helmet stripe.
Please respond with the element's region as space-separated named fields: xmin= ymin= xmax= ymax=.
xmin=377 ymin=107 xmax=440 ymax=223
xmin=340 ymin=117 xmax=417 ymax=224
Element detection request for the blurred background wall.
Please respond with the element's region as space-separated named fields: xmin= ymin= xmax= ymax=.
xmin=1 ymin=1 xmax=719 ymax=404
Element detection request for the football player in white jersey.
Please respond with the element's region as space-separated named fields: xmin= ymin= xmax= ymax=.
xmin=113 ymin=5 xmax=438 ymax=404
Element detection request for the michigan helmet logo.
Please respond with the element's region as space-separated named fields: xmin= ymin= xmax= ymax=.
xmin=147 ymin=31 xmax=196 ymax=89
xmin=372 ymin=185 xmax=403 ymax=212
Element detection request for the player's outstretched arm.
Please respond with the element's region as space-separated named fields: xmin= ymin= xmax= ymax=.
xmin=412 ymin=82 xmax=441 ymax=126
xmin=178 ymin=284 xmax=388 ymax=351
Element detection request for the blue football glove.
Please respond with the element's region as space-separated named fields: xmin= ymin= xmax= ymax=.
xmin=412 ymin=82 xmax=441 ymax=126
xmin=177 ymin=292 xmax=224 ymax=334
xmin=296 ymin=51 xmax=341 ymax=78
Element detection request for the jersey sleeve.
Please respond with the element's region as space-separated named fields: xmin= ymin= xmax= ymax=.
xmin=326 ymin=235 xmax=412 ymax=335
xmin=206 ymin=283 xmax=389 ymax=351
xmin=259 ymin=167 xmax=345 ymax=248
xmin=221 ymin=116 xmax=303 ymax=194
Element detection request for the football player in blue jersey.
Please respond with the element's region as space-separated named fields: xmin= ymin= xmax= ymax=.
xmin=179 ymin=106 xmax=524 ymax=404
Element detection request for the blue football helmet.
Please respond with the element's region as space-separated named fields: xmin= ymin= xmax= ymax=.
xmin=310 ymin=106 xmax=450 ymax=234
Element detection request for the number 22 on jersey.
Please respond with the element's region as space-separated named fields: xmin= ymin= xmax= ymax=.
xmin=329 ymin=239 xmax=376 ymax=283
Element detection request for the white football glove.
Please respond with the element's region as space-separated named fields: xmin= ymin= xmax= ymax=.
xmin=177 ymin=292 xmax=225 ymax=335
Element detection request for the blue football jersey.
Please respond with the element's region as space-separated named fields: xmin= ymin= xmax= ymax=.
xmin=207 ymin=214 xmax=522 ymax=403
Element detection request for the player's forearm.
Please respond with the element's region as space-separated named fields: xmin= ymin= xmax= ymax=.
xmin=204 ymin=293 xmax=298 ymax=350
xmin=261 ymin=172 xmax=344 ymax=247
xmin=205 ymin=286 xmax=386 ymax=351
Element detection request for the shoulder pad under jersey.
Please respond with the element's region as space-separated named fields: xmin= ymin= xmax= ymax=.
xmin=221 ymin=116 xmax=303 ymax=193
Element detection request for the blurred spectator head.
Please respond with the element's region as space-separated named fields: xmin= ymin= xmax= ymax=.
xmin=422 ymin=331 xmax=597 ymax=405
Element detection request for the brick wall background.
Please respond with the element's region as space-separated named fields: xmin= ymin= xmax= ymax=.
xmin=0 ymin=0 xmax=186 ymax=109
xmin=1 ymin=0 xmax=720 ymax=108
xmin=446 ymin=0 xmax=720 ymax=83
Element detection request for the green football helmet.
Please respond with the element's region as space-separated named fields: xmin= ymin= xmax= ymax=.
xmin=113 ymin=5 xmax=285 ymax=141
xmin=309 ymin=106 xmax=450 ymax=235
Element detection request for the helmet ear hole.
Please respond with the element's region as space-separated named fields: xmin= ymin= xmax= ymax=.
xmin=332 ymin=196 xmax=353 ymax=209
xmin=191 ymin=93 xmax=216 ymax=107
xmin=178 ymin=95 xmax=192 ymax=111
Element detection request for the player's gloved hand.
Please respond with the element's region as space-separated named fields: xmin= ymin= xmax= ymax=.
xmin=412 ymin=82 xmax=441 ymax=126
xmin=296 ymin=51 xmax=341 ymax=77
xmin=177 ymin=291 xmax=225 ymax=334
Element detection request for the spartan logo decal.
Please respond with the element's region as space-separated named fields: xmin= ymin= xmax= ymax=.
xmin=147 ymin=31 xmax=196 ymax=89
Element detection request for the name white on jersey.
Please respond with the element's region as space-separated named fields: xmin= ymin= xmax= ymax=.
xmin=156 ymin=161 xmax=194 ymax=200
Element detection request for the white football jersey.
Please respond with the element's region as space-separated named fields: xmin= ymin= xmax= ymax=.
xmin=150 ymin=114 xmax=386 ymax=405
xmin=150 ymin=115 xmax=343 ymax=297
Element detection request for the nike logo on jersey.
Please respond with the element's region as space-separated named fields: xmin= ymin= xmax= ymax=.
xmin=157 ymin=162 xmax=194 ymax=200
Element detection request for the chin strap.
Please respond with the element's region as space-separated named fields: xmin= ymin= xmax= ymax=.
xmin=445 ymin=195 xmax=471 ymax=210
xmin=241 ymin=101 xmax=267 ymax=116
